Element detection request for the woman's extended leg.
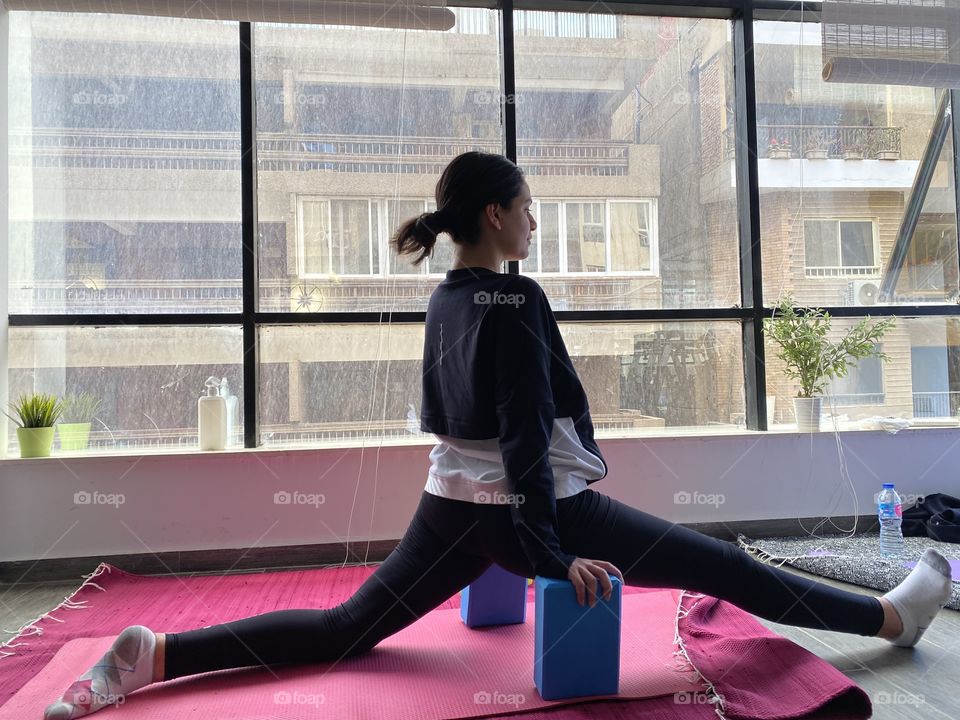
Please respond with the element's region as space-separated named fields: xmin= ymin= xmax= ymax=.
xmin=556 ymin=489 xmax=886 ymax=636
xmin=44 ymin=492 xmax=492 ymax=719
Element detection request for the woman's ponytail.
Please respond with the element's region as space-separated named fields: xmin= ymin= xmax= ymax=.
xmin=390 ymin=151 xmax=525 ymax=268
xmin=391 ymin=209 xmax=449 ymax=267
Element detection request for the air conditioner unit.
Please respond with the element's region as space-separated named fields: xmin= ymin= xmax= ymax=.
xmin=846 ymin=279 xmax=880 ymax=307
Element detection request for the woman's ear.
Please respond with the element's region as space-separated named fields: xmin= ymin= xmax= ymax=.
xmin=483 ymin=202 xmax=502 ymax=231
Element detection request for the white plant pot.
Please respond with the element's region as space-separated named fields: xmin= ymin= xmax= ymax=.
xmin=793 ymin=397 xmax=822 ymax=432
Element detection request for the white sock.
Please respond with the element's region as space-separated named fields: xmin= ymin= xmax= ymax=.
xmin=43 ymin=625 xmax=157 ymax=719
xmin=882 ymin=548 xmax=953 ymax=648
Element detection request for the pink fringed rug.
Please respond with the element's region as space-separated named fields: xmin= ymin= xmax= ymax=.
xmin=0 ymin=563 xmax=872 ymax=719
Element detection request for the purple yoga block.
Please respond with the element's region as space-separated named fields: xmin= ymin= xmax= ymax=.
xmin=460 ymin=564 xmax=528 ymax=627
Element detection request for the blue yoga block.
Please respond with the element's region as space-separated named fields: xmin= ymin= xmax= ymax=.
xmin=460 ymin=564 xmax=528 ymax=628
xmin=534 ymin=574 xmax=622 ymax=700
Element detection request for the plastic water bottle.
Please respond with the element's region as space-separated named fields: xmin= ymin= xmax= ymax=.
xmin=878 ymin=483 xmax=905 ymax=557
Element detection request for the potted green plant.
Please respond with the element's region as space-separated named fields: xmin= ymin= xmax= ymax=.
xmin=874 ymin=128 xmax=901 ymax=160
xmin=803 ymin=130 xmax=829 ymax=159
xmin=763 ymin=294 xmax=896 ymax=431
xmin=58 ymin=392 xmax=101 ymax=451
xmin=3 ymin=393 xmax=64 ymax=458
xmin=842 ymin=130 xmax=866 ymax=160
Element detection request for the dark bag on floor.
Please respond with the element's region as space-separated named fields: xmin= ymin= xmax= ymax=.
xmin=901 ymin=493 xmax=960 ymax=544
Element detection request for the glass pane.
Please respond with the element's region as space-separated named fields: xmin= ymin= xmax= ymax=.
xmin=514 ymin=14 xmax=740 ymax=309
xmin=766 ymin=316 xmax=960 ymax=425
xmin=388 ymin=200 xmax=429 ymax=276
xmin=260 ymin=321 xmax=745 ymax=446
xmin=255 ymin=12 xmax=501 ymax=311
xmin=757 ymin=20 xmax=959 ymax=306
xmin=522 ymin=201 xmax=561 ymax=274
xmin=540 ymin=202 xmax=561 ymax=273
xmin=8 ymin=12 xmax=242 ymax=314
xmin=332 ymin=200 xmax=372 ymax=275
xmin=588 ymin=322 xmax=745 ymax=432
xmin=839 ymin=221 xmax=874 ymax=268
xmin=804 ymin=220 xmax=840 ymax=268
xmin=301 ymin=199 xmax=330 ymax=275
xmin=610 ymin=202 xmax=652 ymax=272
xmin=565 ymin=202 xmax=606 ymax=273
xmin=259 ymin=324 xmax=426 ymax=447
xmin=7 ymin=326 xmax=244 ymax=453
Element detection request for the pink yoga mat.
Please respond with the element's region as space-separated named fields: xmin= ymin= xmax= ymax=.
xmin=1 ymin=591 xmax=701 ymax=720
xmin=0 ymin=563 xmax=873 ymax=719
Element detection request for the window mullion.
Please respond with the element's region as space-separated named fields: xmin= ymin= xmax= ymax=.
xmin=240 ymin=22 xmax=260 ymax=449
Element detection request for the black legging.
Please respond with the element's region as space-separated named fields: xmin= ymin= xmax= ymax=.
xmin=163 ymin=489 xmax=885 ymax=680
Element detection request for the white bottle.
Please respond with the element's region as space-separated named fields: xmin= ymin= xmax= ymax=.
xmin=198 ymin=376 xmax=227 ymax=451
xmin=219 ymin=377 xmax=238 ymax=446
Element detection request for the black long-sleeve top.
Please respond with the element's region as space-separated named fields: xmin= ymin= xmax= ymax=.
xmin=419 ymin=266 xmax=608 ymax=579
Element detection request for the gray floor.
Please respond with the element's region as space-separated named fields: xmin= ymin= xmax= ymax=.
xmin=0 ymin=565 xmax=956 ymax=719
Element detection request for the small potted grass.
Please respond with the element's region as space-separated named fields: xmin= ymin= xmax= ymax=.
xmin=58 ymin=392 xmax=101 ymax=451
xmin=4 ymin=393 xmax=64 ymax=458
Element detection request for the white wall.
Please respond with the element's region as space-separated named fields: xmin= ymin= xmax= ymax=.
xmin=1 ymin=428 xmax=958 ymax=563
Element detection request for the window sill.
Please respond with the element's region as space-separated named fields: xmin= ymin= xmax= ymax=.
xmin=2 ymin=418 xmax=957 ymax=464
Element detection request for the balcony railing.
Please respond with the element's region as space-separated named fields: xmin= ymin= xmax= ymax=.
xmin=9 ymin=275 xmax=643 ymax=314
xmin=11 ymin=128 xmax=632 ymax=176
xmin=723 ymin=124 xmax=902 ymax=160
xmin=805 ymin=265 xmax=881 ymax=278
xmin=913 ymin=391 xmax=960 ymax=417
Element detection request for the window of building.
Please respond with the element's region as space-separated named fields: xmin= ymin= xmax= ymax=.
xmin=523 ymin=199 xmax=656 ymax=275
xmin=804 ymin=219 xmax=879 ymax=277
xmin=299 ymin=197 xmax=460 ymax=279
xmin=824 ymin=346 xmax=885 ymax=405
xmin=298 ymin=198 xmax=380 ymax=277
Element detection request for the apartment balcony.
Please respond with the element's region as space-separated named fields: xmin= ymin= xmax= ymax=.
xmin=702 ymin=123 xmax=916 ymax=200
xmin=10 ymin=275 xmax=648 ymax=314
xmin=12 ymin=128 xmax=633 ymax=177
xmin=727 ymin=124 xmax=903 ymax=161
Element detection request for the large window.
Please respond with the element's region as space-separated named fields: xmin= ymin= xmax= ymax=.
xmin=7 ymin=6 xmax=960 ymax=456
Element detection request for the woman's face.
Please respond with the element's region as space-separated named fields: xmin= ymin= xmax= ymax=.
xmin=494 ymin=183 xmax=537 ymax=262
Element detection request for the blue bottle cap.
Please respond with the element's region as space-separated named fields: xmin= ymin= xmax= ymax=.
xmin=882 ymin=483 xmax=894 ymax=488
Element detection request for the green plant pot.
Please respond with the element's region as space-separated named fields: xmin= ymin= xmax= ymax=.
xmin=16 ymin=426 xmax=56 ymax=458
xmin=58 ymin=422 xmax=92 ymax=451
